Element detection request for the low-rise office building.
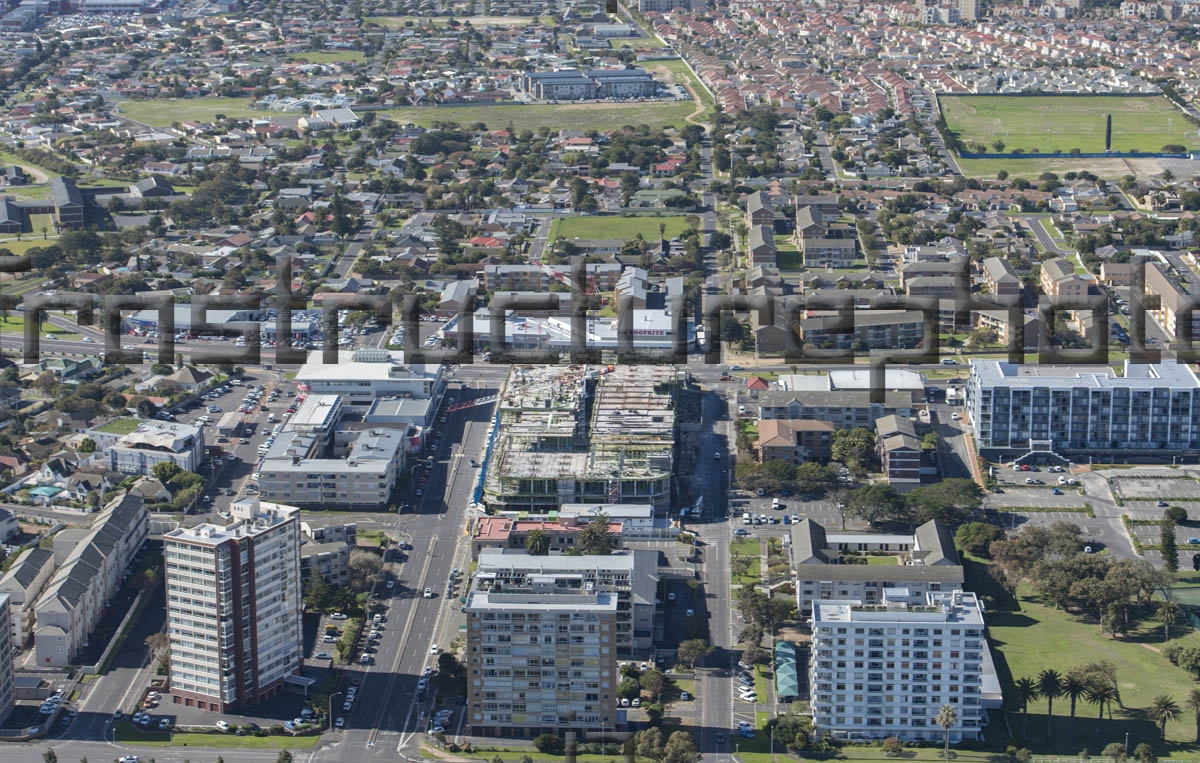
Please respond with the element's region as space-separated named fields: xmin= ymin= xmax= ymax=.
xmin=103 ymin=420 xmax=205 ymax=475
xmin=258 ymin=427 xmax=405 ymax=510
xmin=295 ymin=349 xmax=444 ymax=409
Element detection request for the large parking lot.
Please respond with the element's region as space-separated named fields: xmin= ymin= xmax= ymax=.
xmin=1113 ymin=476 xmax=1200 ymax=501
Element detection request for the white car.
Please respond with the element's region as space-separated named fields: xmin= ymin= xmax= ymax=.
xmin=335 ymin=717 xmax=346 ymax=728
xmin=423 ymin=588 xmax=434 ymax=598
xmin=431 ymin=644 xmax=440 ymax=654
xmin=216 ymin=720 xmax=230 ymax=731
xmin=387 ymin=580 xmax=395 ymax=590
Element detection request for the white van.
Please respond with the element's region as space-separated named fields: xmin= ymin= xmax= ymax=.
xmin=771 ymin=498 xmax=781 ymax=510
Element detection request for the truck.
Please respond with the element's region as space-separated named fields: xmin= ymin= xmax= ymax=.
xmin=216 ymin=411 xmax=242 ymax=439
xmin=946 ymin=386 xmax=963 ymax=406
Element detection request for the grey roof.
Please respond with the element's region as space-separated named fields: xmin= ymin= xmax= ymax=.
xmin=745 ymin=190 xmax=773 ymax=215
xmin=914 ymin=519 xmax=960 ymax=566
xmin=1 ymin=547 xmax=52 ymax=590
xmin=748 ymin=224 xmax=775 ymax=251
xmin=39 ymin=494 xmax=144 ymax=612
xmin=982 ymin=256 xmax=1018 ymax=283
xmin=50 ymin=177 xmax=82 ymax=208
xmin=1041 ymin=257 xmax=1077 ymax=283
xmin=791 ymin=518 xmax=829 ymax=565
xmin=876 ymin=413 xmax=917 ymax=439
xmin=758 ymin=388 xmax=916 ymax=409
xmin=795 ymin=205 xmax=823 ymax=231
xmin=0 ymin=197 xmax=22 ymax=226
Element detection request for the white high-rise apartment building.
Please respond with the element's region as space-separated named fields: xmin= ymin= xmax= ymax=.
xmin=809 ymin=591 xmax=994 ymax=742
xmin=465 ymin=589 xmax=618 ymax=737
xmin=164 ymin=500 xmax=302 ymax=712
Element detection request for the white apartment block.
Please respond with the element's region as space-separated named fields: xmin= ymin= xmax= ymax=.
xmin=164 ymin=499 xmax=302 ymax=712
xmin=466 ymin=588 xmax=618 ymax=737
xmin=34 ymin=494 xmax=148 ymax=667
xmin=258 ymin=428 xmax=405 ymax=510
xmin=809 ymin=591 xmax=998 ymax=743
xmin=103 ymin=420 xmax=205 ymax=475
xmin=473 ymin=548 xmax=658 ymax=657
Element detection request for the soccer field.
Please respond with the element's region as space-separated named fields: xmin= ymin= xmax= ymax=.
xmin=550 ymin=215 xmax=696 ymax=243
xmin=940 ymin=94 xmax=1199 ymax=155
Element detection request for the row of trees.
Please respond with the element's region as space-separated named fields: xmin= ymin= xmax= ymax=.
xmin=990 ymin=522 xmax=1171 ymax=636
xmin=1011 ymin=663 xmax=1121 ymax=739
xmin=524 ymin=513 xmax=616 ymax=556
xmin=842 ymin=479 xmax=983 ymax=528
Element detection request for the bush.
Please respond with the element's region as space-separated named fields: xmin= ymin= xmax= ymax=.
xmin=270 ymin=724 xmax=286 ymax=735
xmin=1165 ymin=506 xmax=1188 ymax=524
xmin=534 ymin=734 xmax=564 ymax=754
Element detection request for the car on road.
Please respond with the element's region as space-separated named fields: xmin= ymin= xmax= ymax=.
xmin=424 ymin=588 xmax=434 ymax=598
xmin=119 ymin=757 xmax=139 ymax=763
xmin=739 ymin=729 xmax=756 ymax=739
xmin=331 ymin=612 xmax=348 ymax=620
xmin=216 ymin=720 xmax=230 ymax=731
xmin=387 ymin=580 xmax=395 ymax=589
xmin=336 ymin=717 xmax=346 ymax=728
xmin=315 ymin=652 xmax=331 ymax=660
xmin=1189 ymin=538 xmax=1200 ymax=545
xmin=431 ymin=644 xmax=440 ymax=654
xmin=734 ymin=528 xmax=751 ymax=536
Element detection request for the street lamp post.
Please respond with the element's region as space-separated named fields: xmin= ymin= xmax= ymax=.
xmin=328 ymin=691 xmax=343 ymax=731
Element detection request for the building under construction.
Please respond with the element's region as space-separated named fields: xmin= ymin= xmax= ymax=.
xmin=481 ymin=365 xmax=679 ymax=513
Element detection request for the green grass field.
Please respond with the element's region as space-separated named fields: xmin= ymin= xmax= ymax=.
xmin=550 ymin=214 xmax=696 ymax=243
xmin=117 ymin=97 xmax=285 ymax=126
xmin=384 ymin=100 xmax=698 ymax=133
xmin=365 ymin=14 xmax=536 ymax=26
xmin=957 ymin=155 xmax=1165 ymax=180
xmin=610 ymin=36 xmax=666 ymax=49
xmin=287 ymin=50 xmax=366 ymax=64
xmin=941 ymin=95 xmax=1198 ymax=155
xmin=646 ymin=59 xmax=714 ymax=121
xmin=988 ymin=588 xmax=1200 ymax=752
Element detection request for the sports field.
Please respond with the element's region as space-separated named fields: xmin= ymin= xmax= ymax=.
xmin=550 ymin=215 xmax=696 ymax=243
xmin=940 ymin=94 xmax=1199 ymax=155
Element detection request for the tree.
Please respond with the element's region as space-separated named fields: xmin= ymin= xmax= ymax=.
xmin=77 ymin=437 xmax=96 ymax=453
xmin=662 ymin=731 xmax=699 ymax=763
xmin=1087 ymin=682 xmax=1117 ymax=720
xmin=304 ymin=569 xmax=333 ymax=612
xmin=905 ymin=479 xmax=983 ymax=527
xmin=935 ymin=704 xmax=957 ymax=760
xmin=43 ymin=750 xmax=57 ymax=763
xmin=525 ymin=529 xmax=550 ymax=555
xmin=1164 ymin=506 xmax=1188 ymax=524
xmin=636 ymin=728 xmax=665 ymax=761
xmin=618 ymin=677 xmax=641 ymax=699
xmin=1133 ymin=743 xmax=1156 ymax=763
xmin=1159 ymin=600 xmax=1182 ymax=642
xmin=1061 ymin=674 xmax=1088 ymax=738
xmin=1014 ymin=677 xmax=1039 ymax=739
xmin=883 ymin=737 xmax=903 ymax=757
xmin=1186 ymin=689 xmax=1200 ymax=744
xmin=677 ymin=638 xmax=713 ymax=669
xmin=576 ymin=513 xmax=616 ymax=555
xmin=719 ymin=313 xmax=744 ymax=344
xmin=1163 ymin=518 xmax=1179 ymax=572
xmin=151 ymin=461 xmax=182 ymax=483
xmin=844 ymin=483 xmax=907 ymax=526
xmin=533 ymin=734 xmax=564 ymax=754
xmin=277 ymin=752 xmax=294 ymax=763
xmin=640 ymin=668 xmax=667 ymax=702
xmin=1102 ymin=743 xmax=1126 ymax=763
xmin=1149 ymin=694 xmax=1181 ymax=739
xmin=955 ymin=522 xmax=1004 ymax=558
xmin=1038 ymin=669 xmax=1063 ymax=736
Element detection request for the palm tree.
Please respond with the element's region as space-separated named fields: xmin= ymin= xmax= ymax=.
xmin=525 ymin=529 xmax=550 ymax=555
xmin=1088 ymin=683 xmax=1118 ymax=720
xmin=1158 ymin=600 xmax=1182 ymax=642
xmin=936 ymin=704 xmax=958 ymax=760
xmin=1061 ymin=674 xmax=1088 ymax=739
xmin=1014 ymin=677 xmax=1039 ymax=739
xmin=1149 ymin=694 xmax=1182 ymax=740
xmin=1185 ymin=689 xmax=1200 ymax=744
xmin=1038 ymin=669 xmax=1064 ymax=736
